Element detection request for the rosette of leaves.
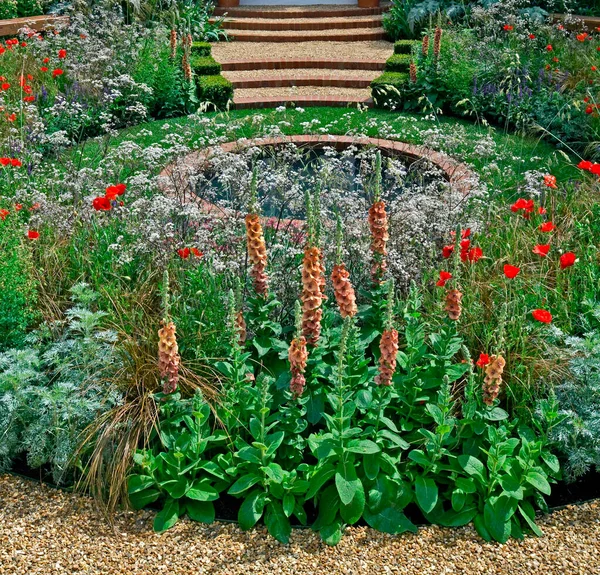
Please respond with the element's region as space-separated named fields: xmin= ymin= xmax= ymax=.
xmin=128 ymin=391 xmax=230 ymax=531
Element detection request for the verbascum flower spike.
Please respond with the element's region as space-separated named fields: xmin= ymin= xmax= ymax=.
xmin=289 ymin=302 xmax=308 ymax=397
xmin=410 ymin=62 xmax=417 ymax=83
xmin=376 ymin=328 xmax=399 ymax=386
xmin=245 ymin=214 xmax=268 ymax=296
xmin=483 ymin=355 xmax=505 ymax=405
xmin=236 ymin=310 xmax=247 ymax=346
xmin=434 ymin=27 xmax=443 ymax=59
xmin=445 ymin=288 xmax=462 ymax=320
xmin=331 ymin=264 xmax=357 ymax=319
xmin=368 ymin=199 xmax=389 ymax=283
xmin=301 ymin=246 xmax=324 ymax=345
xmin=170 ymin=30 xmax=177 ymax=59
xmin=158 ymin=320 xmax=180 ymax=394
xmin=422 ymin=34 xmax=430 ymax=57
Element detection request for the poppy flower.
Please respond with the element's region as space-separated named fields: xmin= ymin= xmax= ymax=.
xmin=532 ymin=309 xmax=552 ymax=323
xmin=591 ymin=164 xmax=600 ymax=175
xmin=30 ymin=203 xmax=40 ymax=210
xmin=538 ymin=206 xmax=547 ymax=215
xmin=578 ymin=160 xmax=593 ymax=171
xmin=560 ymin=251 xmax=576 ymax=269
xmin=529 ymin=33 xmax=536 ymax=39
xmin=6 ymin=113 xmax=16 ymax=122
xmin=178 ymin=247 xmax=191 ymax=259
xmin=52 ymin=69 xmax=64 ymax=78
xmin=546 ymin=44 xmax=553 ymax=51
xmin=58 ymin=49 xmax=67 ymax=59
xmin=587 ymin=105 xmax=595 ymax=115
xmin=476 ymin=353 xmax=490 ymax=368
xmin=466 ymin=247 xmax=483 ymax=262
xmin=10 ymin=158 xmax=21 ymax=167
xmin=0 ymin=158 xmax=10 ymax=166
xmin=442 ymin=244 xmax=454 ymax=258
xmin=190 ymin=247 xmax=203 ymax=257
xmin=1 ymin=82 xmax=9 ymax=91
xmin=92 ymin=196 xmax=111 ymax=211
xmin=503 ymin=25 xmax=513 ymax=31
xmin=27 ymin=230 xmax=40 ymax=240
xmin=15 ymin=203 xmax=22 ymax=211
xmin=460 ymin=239 xmax=471 ymax=251
xmin=40 ymin=66 xmax=48 ymax=72
xmin=450 ymin=228 xmax=471 ymax=239
xmin=539 ymin=222 xmax=556 ymax=232
xmin=23 ymin=96 xmax=35 ymax=103
xmin=577 ymin=33 xmax=588 ymax=42
xmin=593 ymin=66 xmax=598 ymax=72
xmin=533 ymin=244 xmax=550 ymax=257
xmin=543 ymin=174 xmax=557 ymax=189
xmin=43 ymin=57 xmax=50 ymax=64
xmin=436 ymin=270 xmax=452 ymax=287
xmin=503 ymin=264 xmax=521 ymax=279
xmin=0 ymin=209 xmax=9 ymax=220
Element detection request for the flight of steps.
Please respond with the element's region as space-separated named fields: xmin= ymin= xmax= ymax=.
xmin=210 ymin=4 xmax=392 ymax=108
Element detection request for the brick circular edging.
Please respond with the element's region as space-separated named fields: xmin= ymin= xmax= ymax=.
xmin=158 ymin=135 xmax=476 ymax=208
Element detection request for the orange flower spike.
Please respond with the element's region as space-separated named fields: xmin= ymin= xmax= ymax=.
xmin=301 ymin=246 xmax=324 ymax=345
xmin=245 ymin=213 xmax=269 ymax=297
xmin=445 ymin=289 xmax=463 ymax=321
xmin=289 ymin=301 xmax=309 ymax=397
xmin=368 ymin=152 xmax=389 ymax=283
xmin=235 ymin=310 xmax=247 ymax=346
xmin=482 ymin=355 xmax=506 ymax=405
xmin=376 ymin=328 xmax=399 ymax=386
xmin=158 ymin=320 xmax=180 ymax=394
xmin=331 ymin=215 xmax=357 ymax=319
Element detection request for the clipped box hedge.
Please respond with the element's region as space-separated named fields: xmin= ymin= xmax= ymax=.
xmin=394 ymin=39 xmax=418 ymax=55
xmin=385 ymin=53 xmax=412 ymax=73
xmin=191 ymin=55 xmax=222 ymax=76
xmin=191 ymin=42 xmax=212 ymax=57
xmin=197 ymin=75 xmax=233 ymax=109
xmin=370 ymin=72 xmax=409 ymax=108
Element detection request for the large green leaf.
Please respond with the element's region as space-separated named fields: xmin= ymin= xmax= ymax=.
xmin=458 ymin=455 xmax=486 ymax=480
xmin=238 ymin=490 xmax=266 ymax=531
xmin=346 ymin=439 xmax=380 ymax=455
xmin=187 ymin=480 xmax=219 ymax=501
xmin=186 ymin=500 xmax=215 ymax=524
xmin=129 ymin=488 xmax=160 ymax=510
xmin=340 ymin=483 xmax=365 ymax=525
xmin=319 ymin=520 xmax=343 ymax=546
xmin=153 ymin=498 xmax=180 ymax=532
xmin=415 ymin=476 xmax=438 ymax=513
xmin=128 ymin=475 xmax=155 ymax=494
xmin=228 ymin=473 xmax=261 ymax=495
xmin=363 ymin=507 xmax=417 ymax=534
xmin=483 ymin=500 xmax=511 ymax=543
xmin=335 ymin=464 xmax=363 ymax=506
xmin=306 ymin=465 xmax=336 ymax=499
xmin=265 ymin=502 xmax=291 ymax=544
xmin=525 ymin=471 xmax=551 ymax=495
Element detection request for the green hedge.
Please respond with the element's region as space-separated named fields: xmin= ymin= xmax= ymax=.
xmin=0 ymin=0 xmax=17 ymax=19
xmin=191 ymin=55 xmax=222 ymax=76
xmin=370 ymin=72 xmax=409 ymax=109
xmin=191 ymin=42 xmax=212 ymax=57
xmin=17 ymin=0 xmax=43 ymax=17
xmin=394 ymin=40 xmax=418 ymax=55
xmin=197 ymin=75 xmax=233 ymax=109
xmin=385 ymin=53 xmax=412 ymax=73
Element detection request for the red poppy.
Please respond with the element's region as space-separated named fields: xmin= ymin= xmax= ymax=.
xmin=1 ymin=82 xmax=9 ymax=91
xmin=466 ymin=247 xmax=483 ymax=262
xmin=190 ymin=247 xmax=203 ymax=257
xmin=0 ymin=158 xmax=10 ymax=166
xmin=533 ymin=244 xmax=550 ymax=257
xmin=436 ymin=270 xmax=452 ymax=287
xmin=27 ymin=230 xmax=40 ymax=240
xmin=52 ymin=69 xmax=64 ymax=78
xmin=539 ymin=222 xmax=556 ymax=232
xmin=593 ymin=66 xmax=598 ymax=72
xmin=43 ymin=57 xmax=50 ymax=64
xmin=40 ymin=66 xmax=48 ymax=72
xmin=92 ymin=196 xmax=111 ymax=211
xmin=591 ymin=164 xmax=600 ymax=175
xmin=546 ymin=44 xmax=553 ymax=51
xmin=6 ymin=113 xmax=16 ymax=122
xmin=538 ymin=206 xmax=547 ymax=215
xmin=476 ymin=353 xmax=490 ymax=368
xmin=0 ymin=209 xmax=9 ymax=220
xmin=30 ymin=202 xmax=40 ymax=210
xmin=543 ymin=174 xmax=557 ymax=189
xmin=450 ymin=228 xmax=471 ymax=239
xmin=15 ymin=203 xmax=22 ymax=211
xmin=503 ymin=25 xmax=513 ymax=31
xmin=532 ymin=309 xmax=552 ymax=323
xmin=510 ymin=198 xmax=535 ymax=214
xmin=23 ymin=96 xmax=35 ymax=103
xmin=460 ymin=238 xmax=470 ymax=251
xmin=560 ymin=251 xmax=576 ymax=269
xmin=503 ymin=264 xmax=521 ymax=279
xmin=58 ymin=49 xmax=67 ymax=59
xmin=10 ymin=158 xmax=21 ymax=167
xmin=577 ymin=160 xmax=593 ymax=171
xmin=442 ymin=244 xmax=454 ymax=258
xmin=587 ymin=105 xmax=595 ymax=115
xmin=528 ymin=33 xmax=536 ymax=39
xmin=178 ymin=247 xmax=191 ymax=259
xmin=577 ymin=32 xmax=589 ymax=42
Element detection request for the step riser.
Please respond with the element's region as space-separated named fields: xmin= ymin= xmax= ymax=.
xmin=229 ymin=77 xmax=374 ymax=89
xmin=234 ymin=96 xmax=373 ymax=109
xmin=221 ymin=59 xmax=385 ymax=71
xmin=216 ymin=18 xmax=382 ymax=31
xmin=228 ymin=30 xmax=386 ymax=41
xmin=214 ymin=6 xmax=388 ymax=18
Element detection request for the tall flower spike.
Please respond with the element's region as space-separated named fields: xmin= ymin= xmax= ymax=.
xmin=422 ymin=35 xmax=430 ymax=56
xmin=245 ymin=171 xmax=269 ymax=297
xmin=301 ymin=246 xmax=324 ymax=345
xmin=158 ymin=321 xmax=180 ymax=394
xmin=483 ymin=355 xmax=505 ymax=405
xmin=331 ymin=214 xmax=357 ymax=318
xmin=376 ymin=281 xmax=398 ymax=386
xmin=289 ymin=302 xmax=308 ymax=397
xmin=433 ymin=27 xmax=443 ymax=59
xmin=368 ymin=201 xmax=389 ymax=283
xmin=170 ymin=29 xmax=177 ymax=59
xmin=445 ymin=289 xmax=462 ymax=321
xmin=410 ymin=62 xmax=417 ymax=83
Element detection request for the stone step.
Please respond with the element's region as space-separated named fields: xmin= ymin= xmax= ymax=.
xmin=220 ymin=58 xmax=385 ymax=71
xmin=227 ymin=27 xmax=386 ymax=42
xmin=214 ymin=5 xmax=390 ymax=19
xmin=0 ymin=14 xmax=68 ymax=37
xmin=213 ymin=15 xmax=383 ymax=31
xmin=224 ymin=69 xmax=379 ymax=89
xmin=233 ymin=86 xmax=372 ymax=108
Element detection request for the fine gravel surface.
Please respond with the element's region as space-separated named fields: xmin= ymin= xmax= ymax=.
xmin=1 ymin=475 xmax=600 ymax=575
xmin=234 ymin=86 xmax=371 ymax=99
xmin=223 ymin=68 xmax=379 ymax=80
xmin=211 ymin=40 xmax=393 ymax=62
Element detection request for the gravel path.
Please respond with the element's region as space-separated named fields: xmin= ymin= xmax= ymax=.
xmin=1 ymin=474 xmax=600 ymax=575
xmin=234 ymin=86 xmax=371 ymax=99
xmin=224 ymin=68 xmax=379 ymax=80
xmin=211 ymin=40 xmax=393 ymax=61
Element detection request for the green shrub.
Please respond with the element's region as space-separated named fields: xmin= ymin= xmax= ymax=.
xmin=0 ymin=0 xmax=18 ymax=19
xmin=17 ymin=0 xmax=42 ymax=17
xmin=191 ymin=41 xmax=212 ymax=57
xmin=394 ymin=39 xmax=418 ymax=54
xmin=197 ymin=74 xmax=233 ymax=109
xmin=385 ymin=53 xmax=412 ymax=73
xmin=191 ymin=55 xmax=222 ymax=76
xmin=370 ymin=72 xmax=409 ymax=108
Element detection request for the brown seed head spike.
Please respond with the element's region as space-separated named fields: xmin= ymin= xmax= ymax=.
xmin=170 ymin=30 xmax=177 ymax=59
xmin=288 ymin=336 xmax=308 ymax=397
xmin=301 ymin=246 xmax=324 ymax=345
xmin=410 ymin=62 xmax=417 ymax=83
xmin=331 ymin=263 xmax=358 ymax=319
xmin=236 ymin=310 xmax=247 ymax=346
xmin=483 ymin=355 xmax=506 ymax=405
xmin=376 ymin=328 xmax=399 ymax=386
xmin=422 ymin=35 xmax=430 ymax=56
xmin=434 ymin=27 xmax=443 ymax=58
xmin=445 ymin=289 xmax=463 ymax=321
xmin=158 ymin=320 xmax=180 ymax=394
xmin=368 ymin=200 xmax=389 ymax=283
xmin=245 ymin=213 xmax=269 ymax=297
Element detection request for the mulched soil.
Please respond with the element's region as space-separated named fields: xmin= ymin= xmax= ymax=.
xmin=1 ymin=474 xmax=599 ymax=575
